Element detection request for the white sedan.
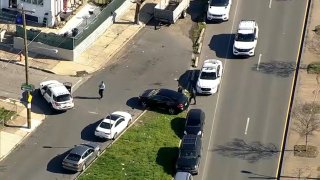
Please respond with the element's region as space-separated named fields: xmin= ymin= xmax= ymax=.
xmin=94 ymin=111 xmax=132 ymax=140
xmin=196 ymin=59 xmax=223 ymax=95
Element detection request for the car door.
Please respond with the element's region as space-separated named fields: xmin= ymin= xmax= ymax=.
xmin=86 ymin=148 xmax=95 ymax=163
xmin=163 ymin=96 xmax=175 ymax=110
xmin=114 ymin=119 xmax=123 ymax=134
xmin=149 ymin=95 xmax=164 ymax=108
xmin=44 ymin=88 xmax=52 ymax=103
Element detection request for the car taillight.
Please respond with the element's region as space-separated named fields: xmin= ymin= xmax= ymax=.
xmin=177 ymin=103 xmax=183 ymax=109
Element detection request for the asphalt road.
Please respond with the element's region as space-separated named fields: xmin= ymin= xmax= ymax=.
xmin=194 ymin=0 xmax=308 ymax=179
xmin=0 ymin=18 xmax=194 ymax=179
xmin=0 ymin=61 xmax=82 ymax=100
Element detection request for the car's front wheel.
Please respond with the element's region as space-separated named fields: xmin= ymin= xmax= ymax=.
xmin=82 ymin=164 xmax=86 ymax=171
xmin=113 ymin=133 xmax=118 ymax=140
xmin=168 ymin=108 xmax=176 ymax=115
xmin=141 ymin=101 xmax=147 ymax=109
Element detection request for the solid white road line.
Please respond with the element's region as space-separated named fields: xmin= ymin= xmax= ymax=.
xmin=245 ymin=117 xmax=250 ymax=135
xmin=257 ymin=54 xmax=262 ymax=71
xmin=269 ymin=0 xmax=272 ymax=8
xmin=201 ymin=0 xmax=241 ymax=179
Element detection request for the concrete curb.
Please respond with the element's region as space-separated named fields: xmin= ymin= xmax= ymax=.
xmin=0 ymin=58 xmax=55 ymax=74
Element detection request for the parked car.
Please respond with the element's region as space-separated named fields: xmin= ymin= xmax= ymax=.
xmin=196 ymin=59 xmax=223 ymax=95
xmin=94 ymin=111 xmax=132 ymax=140
xmin=233 ymin=20 xmax=259 ymax=56
xmin=174 ymin=172 xmax=193 ymax=180
xmin=39 ymin=80 xmax=74 ymax=111
xmin=62 ymin=143 xmax=100 ymax=172
xmin=139 ymin=88 xmax=189 ymax=114
xmin=176 ymin=134 xmax=202 ymax=175
xmin=207 ymin=0 xmax=232 ymax=21
xmin=184 ymin=109 xmax=205 ymax=137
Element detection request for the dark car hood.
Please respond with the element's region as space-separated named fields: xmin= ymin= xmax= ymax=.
xmin=176 ymin=157 xmax=198 ymax=169
xmin=185 ymin=126 xmax=201 ymax=135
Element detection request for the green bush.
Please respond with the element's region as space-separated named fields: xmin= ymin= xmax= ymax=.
xmin=307 ymin=63 xmax=320 ymax=74
xmin=0 ymin=107 xmax=16 ymax=126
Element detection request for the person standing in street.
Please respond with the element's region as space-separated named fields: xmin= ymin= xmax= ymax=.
xmin=98 ymin=81 xmax=106 ymax=99
xmin=189 ymin=86 xmax=197 ymax=105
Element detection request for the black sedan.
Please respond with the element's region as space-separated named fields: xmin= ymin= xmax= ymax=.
xmin=139 ymin=88 xmax=189 ymax=114
xmin=184 ymin=109 xmax=205 ymax=137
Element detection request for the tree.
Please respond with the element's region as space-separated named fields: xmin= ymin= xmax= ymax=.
xmin=291 ymin=102 xmax=320 ymax=148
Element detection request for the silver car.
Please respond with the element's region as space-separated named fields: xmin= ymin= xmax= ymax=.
xmin=62 ymin=143 xmax=100 ymax=172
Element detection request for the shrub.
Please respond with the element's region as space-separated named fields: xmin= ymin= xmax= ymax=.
xmin=307 ymin=63 xmax=320 ymax=74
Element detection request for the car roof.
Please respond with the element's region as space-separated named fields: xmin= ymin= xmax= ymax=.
xmin=238 ymin=20 xmax=256 ymax=34
xmin=70 ymin=144 xmax=91 ymax=155
xmin=201 ymin=59 xmax=221 ymax=73
xmin=157 ymin=89 xmax=184 ymax=99
xmin=42 ymin=80 xmax=70 ymax=96
xmin=174 ymin=172 xmax=192 ymax=180
xmin=181 ymin=134 xmax=199 ymax=149
xmin=186 ymin=109 xmax=204 ymax=123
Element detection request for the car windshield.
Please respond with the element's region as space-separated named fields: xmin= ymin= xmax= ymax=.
xmin=106 ymin=114 xmax=120 ymax=120
xmin=100 ymin=122 xmax=112 ymax=129
xmin=235 ymin=33 xmax=255 ymax=42
xmin=66 ymin=153 xmax=81 ymax=161
xmin=187 ymin=119 xmax=200 ymax=126
xmin=210 ymin=0 xmax=229 ymax=6
xmin=56 ymin=94 xmax=72 ymax=102
xmin=180 ymin=150 xmax=197 ymax=157
xmin=200 ymin=72 xmax=217 ymax=80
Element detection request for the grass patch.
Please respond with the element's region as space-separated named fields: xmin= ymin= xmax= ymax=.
xmin=0 ymin=107 xmax=16 ymax=128
xmin=192 ymin=22 xmax=206 ymax=53
xmin=294 ymin=145 xmax=318 ymax=158
xmin=307 ymin=63 xmax=320 ymax=74
xmin=79 ymin=111 xmax=186 ymax=180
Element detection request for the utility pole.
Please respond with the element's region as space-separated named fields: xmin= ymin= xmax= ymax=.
xmin=13 ymin=6 xmax=35 ymax=129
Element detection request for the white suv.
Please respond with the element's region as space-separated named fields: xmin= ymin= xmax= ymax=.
xmin=39 ymin=80 xmax=74 ymax=111
xmin=207 ymin=0 xmax=232 ymax=21
xmin=196 ymin=59 xmax=223 ymax=95
xmin=233 ymin=20 xmax=259 ymax=56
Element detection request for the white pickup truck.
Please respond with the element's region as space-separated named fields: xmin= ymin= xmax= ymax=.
xmin=39 ymin=80 xmax=74 ymax=111
xmin=154 ymin=0 xmax=190 ymax=24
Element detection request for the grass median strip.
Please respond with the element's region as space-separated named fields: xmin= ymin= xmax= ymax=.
xmin=79 ymin=111 xmax=186 ymax=180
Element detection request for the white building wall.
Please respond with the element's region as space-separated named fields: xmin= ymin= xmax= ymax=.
xmin=13 ymin=0 xmax=132 ymax=61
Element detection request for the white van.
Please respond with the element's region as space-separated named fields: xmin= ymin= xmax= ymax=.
xmin=39 ymin=80 xmax=74 ymax=111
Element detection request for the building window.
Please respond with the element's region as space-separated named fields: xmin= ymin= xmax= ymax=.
xmin=20 ymin=0 xmax=44 ymax=6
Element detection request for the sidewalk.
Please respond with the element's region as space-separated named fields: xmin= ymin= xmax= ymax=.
xmin=282 ymin=0 xmax=320 ymax=178
xmin=0 ymin=0 xmax=158 ymax=161
xmin=0 ymin=0 xmax=157 ymax=76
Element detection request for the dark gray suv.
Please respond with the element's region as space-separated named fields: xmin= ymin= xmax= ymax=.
xmin=62 ymin=143 xmax=100 ymax=172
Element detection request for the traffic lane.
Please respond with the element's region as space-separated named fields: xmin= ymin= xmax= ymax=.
xmin=0 ymin=61 xmax=82 ymax=100
xmin=0 ymin=21 xmax=193 ymax=180
xmin=203 ymin=64 xmax=293 ymax=180
xmin=199 ymin=0 xmax=306 ymax=179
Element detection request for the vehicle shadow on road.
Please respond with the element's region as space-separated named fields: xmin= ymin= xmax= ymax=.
xmin=81 ymin=119 xmax=106 ymax=143
xmin=47 ymin=150 xmax=75 ymax=174
xmin=126 ymin=97 xmax=145 ymax=110
xmin=21 ymin=90 xmax=53 ymax=115
xmin=156 ymin=147 xmax=179 ymax=176
xmin=171 ymin=117 xmax=186 ymax=139
xmin=209 ymin=34 xmax=238 ymax=59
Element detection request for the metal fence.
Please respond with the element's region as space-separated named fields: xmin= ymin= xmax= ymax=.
xmin=15 ymin=0 xmax=127 ymax=50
